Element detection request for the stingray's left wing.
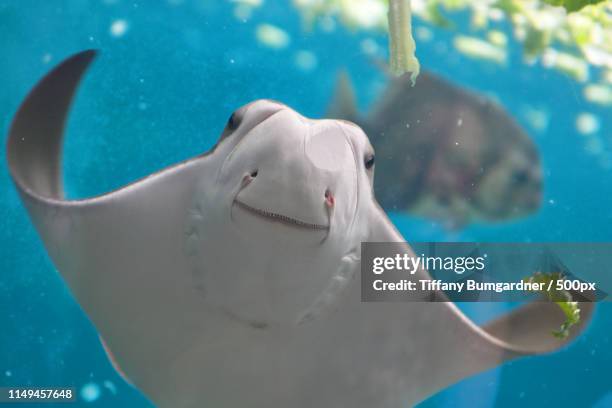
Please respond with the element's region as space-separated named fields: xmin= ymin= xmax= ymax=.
xmin=6 ymin=50 xmax=220 ymax=397
xmin=353 ymin=203 xmax=594 ymax=404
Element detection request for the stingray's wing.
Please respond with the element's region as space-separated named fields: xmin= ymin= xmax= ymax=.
xmin=6 ymin=51 xmax=217 ymax=394
xmin=349 ymin=203 xmax=594 ymax=405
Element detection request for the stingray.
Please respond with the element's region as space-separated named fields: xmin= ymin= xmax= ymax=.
xmin=7 ymin=51 xmax=593 ymax=407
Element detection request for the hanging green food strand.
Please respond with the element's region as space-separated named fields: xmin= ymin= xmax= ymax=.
xmin=387 ymin=0 xmax=420 ymax=84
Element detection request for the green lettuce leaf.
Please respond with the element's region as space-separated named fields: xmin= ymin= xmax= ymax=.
xmin=523 ymin=272 xmax=581 ymax=339
xmin=542 ymin=0 xmax=607 ymax=13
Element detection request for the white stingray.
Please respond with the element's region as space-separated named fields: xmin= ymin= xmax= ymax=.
xmin=6 ymin=51 xmax=593 ymax=407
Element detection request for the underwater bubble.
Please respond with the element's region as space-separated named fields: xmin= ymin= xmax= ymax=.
xmin=584 ymin=84 xmax=612 ymax=106
xmin=233 ymin=0 xmax=263 ymax=22
xmin=255 ymin=24 xmax=290 ymax=49
xmin=434 ymin=41 xmax=448 ymax=55
xmin=319 ymin=15 xmax=336 ymax=32
xmin=360 ymin=38 xmax=381 ymax=56
xmin=103 ymin=380 xmax=117 ymax=395
xmin=42 ymin=53 xmax=52 ymax=64
xmin=576 ymin=112 xmax=600 ymax=135
xmin=5 ymin=370 xmax=12 ymax=377
xmin=109 ymin=19 xmax=129 ymax=38
xmin=522 ymin=105 xmax=550 ymax=132
xmin=233 ymin=4 xmax=253 ymax=21
xmin=584 ymin=137 xmax=604 ymax=155
xmin=232 ymin=0 xmax=262 ymax=5
xmin=415 ymin=26 xmax=433 ymax=42
xmin=80 ymin=382 xmax=101 ymax=402
xmin=294 ymin=50 xmax=317 ymax=72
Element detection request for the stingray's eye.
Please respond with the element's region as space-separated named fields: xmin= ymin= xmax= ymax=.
xmin=226 ymin=111 xmax=242 ymax=131
xmin=364 ymin=154 xmax=375 ymax=170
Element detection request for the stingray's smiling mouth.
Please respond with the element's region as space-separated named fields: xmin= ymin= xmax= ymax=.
xmin=233 ymin=199 xmax=330 ymax=231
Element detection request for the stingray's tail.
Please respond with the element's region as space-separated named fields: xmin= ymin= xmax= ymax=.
xmin=6 ymin=50 xmax=97 ymax=200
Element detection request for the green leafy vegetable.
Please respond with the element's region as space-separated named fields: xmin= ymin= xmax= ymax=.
xmin=552 ymin=300 xmax=581 ymax=339
xmin=523 ymin=272 xmax=581 ymax=339
xmin=542 ymin=0 xmax=607 ymax=13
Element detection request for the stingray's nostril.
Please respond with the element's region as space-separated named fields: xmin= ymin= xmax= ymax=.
xmin=242 ymin=170 xmax=258 ymax=188
xmin=324 ymin=189 xmax=335 ymax=208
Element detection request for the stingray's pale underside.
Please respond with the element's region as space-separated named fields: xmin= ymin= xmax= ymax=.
xmin=6 ymin=51 xmax=593 ymax=407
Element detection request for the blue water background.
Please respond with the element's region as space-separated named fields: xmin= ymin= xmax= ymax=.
xmin=0 ymin=1 xmax=611 ymax=406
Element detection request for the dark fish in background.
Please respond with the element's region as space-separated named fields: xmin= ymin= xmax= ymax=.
xmin=328 ymin=70 xmax=543 ymax=228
